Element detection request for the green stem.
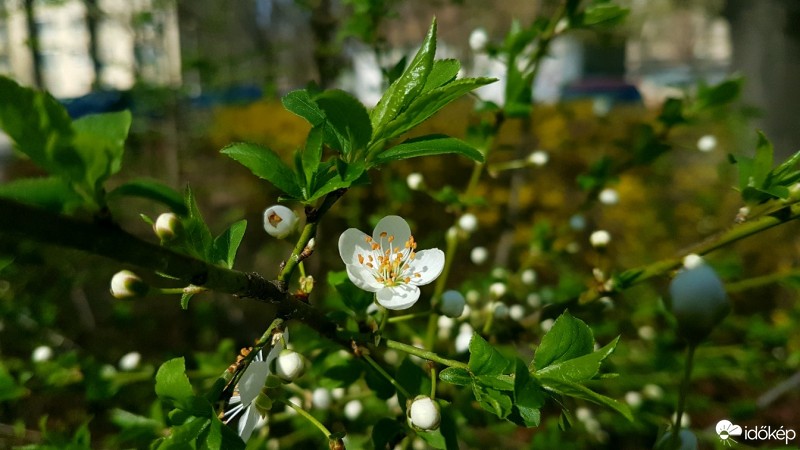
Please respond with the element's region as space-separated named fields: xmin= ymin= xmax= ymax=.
xmin=387 ymin=311 xmax=432 ymax=323
xmin=363 ymin=354 xmax=411 ymax=398
xmin=672 ymin=343 xmax=696 ymax=447
xmin=482 ymin=307 xmax=495 ymax=335
xmin=430 ymin=366 xmax=437 ymax=399
xmin=725 ymin=269 xmax=800 ymax=293
xmin=580 ymin=200 xmax=800 ymax=303
xmin=385 ymin=339 xmax=468 ymax=370
xmin=282 ymin=399 xmax=332 ymax=439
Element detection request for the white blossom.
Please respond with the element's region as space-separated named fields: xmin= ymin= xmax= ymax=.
xmin=489 ymin=282 xmax=507 ymax=298
xmin=154 ymin=213 xmax=181 ymax=241
xmin=509 ymin=304 xmax=525 ymax=321
xmin=408 ymin=396 xmax=441 ymax=430
xmin=598 ymin=188 xmax=619 ymax=205
xmin=625 ymin=391 xmax=643 ymax=408
xmin=589 ymin=230 xmax=611 ymax=248
xmin=697 ymin=135 xmax=717 ymax=152
xmin=118 ymin=352 xmax=141 ymax=371
xmin=470 ymin=247 xmax=488 ymax=265
xmin=527 ymin=150 xmax=549 ymax=167
xmin=469 ymin=28 xmax=489 ymax=52
xmin=338 ymin=216 xmax=444 ymax=310
xmin=312 ymin=388 xmax=332 ymax=410
xmin=223 ymin=329 xmax=288 ymax=442
xmin=457 ymin=214 xmax=478 ymax=233
xmin=32 ymin=345 xmax=53 ymax=362
xmin=110 ymin=270 xmax=148 ymax=299
xmin=521 ymin=269 xmax=537 ymax=285
xmin=344 ymin=399 xmax=363 ymax=420
xmin=263 ymin=205 xmax=298 ymax=239
xmin=455 ymin=327 xmax=473 ymax=353
xmin=406 ymin=173 xmax=424 ymax=190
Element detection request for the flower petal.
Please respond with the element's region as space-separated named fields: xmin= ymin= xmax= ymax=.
xmin=238 ymin=405 xmax=262 ymax=442
xmin=407 ymin=248 xmax=445 ymax=286
xmin=346 ymin=264 xmax=383 ymax=292
xmin=338 ymin=228 xmax=371 ymax=264
xmin=376 ymin=285 xmax=420 ymax=310
xmin=265 ymin=331 xmax=286 ymax=366
xmin=373 ymin=215 xmax=411 ymax=245
xmin=238 ymin=360 xmax=270 ymax=405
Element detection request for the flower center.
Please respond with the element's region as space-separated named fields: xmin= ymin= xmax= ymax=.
xmin=357 ymin=232 xmax=422 ymax=286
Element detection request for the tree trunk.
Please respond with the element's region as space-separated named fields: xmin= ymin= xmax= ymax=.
xmin=23 ymin=0 xmax=43 ymax=88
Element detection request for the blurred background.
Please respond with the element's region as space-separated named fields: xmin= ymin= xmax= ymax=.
xmin=2 ymin=0 xmax=800 ymax=448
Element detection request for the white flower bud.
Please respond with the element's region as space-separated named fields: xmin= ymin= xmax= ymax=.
xmin=437 ymin=315 xmax=455 ymax=330
xmin=625 ymin=391 xmax=643 ymax=408
xmin=682 ymin=253 xmax=703 ymax=269
xmin=554 ymin=18 xmax=569 ymax=34
xmin=469 ymin=28 xmax=489 ymax=52
xmin=272 ymin=349 xmax=305 ymax=382
xmin=669 ymin=261 xmax=729 ymax=343
xmin=521 ymin=269 xmax=537 ymax=285
xmin=440 ymin=290 xmax=466 ymax=318
xmin=408 ymin=396 xmax=441 ymax=431
xmin=509 ymin=304 xmax=525 ymax=321
xmin=119 ymin=351 xmax=141 ymax=371
xmin=470 ymin=247 xmax=488 ymax=265
xmin=589 ymin=230 xmax=611 ymax=248
xmin=465 ymin=290 xmax=480 ymax=304
xmin=575 ymin=407 xmax=593 ymax=422
xmin=312 ymin=388 xmax=332 ymax=410
xmin=344 ymin=399 xmax=363 ymax=420
xmin=406 ymin=172 xmax=424 ymax=190
xmin=526 ymin=293 xmax=541 ymax=308
xmin=110 ymin=270 xmax=148 ymax=299
xmin=32 ymin=345 xmax=53 ymax=362
xmin=489 ymin=282 xmax=507 ymax=298
xmin=540 ymin=318 xmax=555 ymax=332
xmin=527 ymin=150 xmax=549 ymax=167
xmin=331 ymin=387 xmax=346 ymax=400
xmin=598 ymin=188 xmax=619 ymax=205
xmin=642 ymin=384 xmax=663 ymax=400
xmin=263 ymin=205 xmax=298 ymax=239
xmin=455 ymin=330 xmax=472 ymax=353
xmin=670 ymin=412 xmax=691 ymax=427
xmin=457 ymin=213 xmax=478 ymax=233
xmin=697 ymin=135 xmax=717 ymax=152
xmin=154 ymin=213 xmax=181 ymax=241
xmin=637 ymin=325 xmax=656 ymax=341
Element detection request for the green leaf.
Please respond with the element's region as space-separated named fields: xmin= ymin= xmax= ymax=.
xmin=71 ymin=110 xmax=132 ymax=190
xmin=580 ymin=3 xmax=630 ymax=27
xmin=302 ymin=126 xmax=324 ymax=188
xmin=154 ymin=358 xmax=196 ymax=410
xmin=439 ymin=367 xmax=471 ymax=386
xmin=695 ymin=77 xmax=743 ymax=110
xmin=752 ymin=131 xmax=774 ymax=186
xmin=372 ymin=418 xmax=405 ymax=450
xmin=308 ymin=161 xmax=367 ymax=203
xmin=212 ymin=220 xmax=247 ymax=269
xmin=371 ymin=19 xmax=437 ymax=140
xmin=0 ymin=176 xmax=84 ymax=212
xmin=327 ymin=270 xmax=373 ymax=313
xmin=183 ymin=187 xmax=214 ymax=261
xmin=421 ymin=59 xmax=460 ymax=93
xmin=378 ymin=77 xmax=496 ymax=142
xmin=315 ymin=89 xmax=372 ymax=155
xmin=417 ymin=428 xmax=447 ymax=449
xmin=509 ymin=359 xmax=545 ymax=427
xmin=107 ymin=179 xmax=187 ymax=215
xmin=536 ymin=336 xmax=620 ymax=383
xmin=0 ymin=76 xmax=75 ymax=179
xmin=468 ymin=333 xmax=513 ymax=376
xmin=282 ymin=89 xmax=326 ymax=126
xmin=538 ymin=377 xmax=633 ymax=421
xmin=221 ymin=142 xmax=303 ymax=199
xmin=471 ymin=382 xmax=514 ymax=419
xmin=658 ymin=98 xmax=685 ymax=127
xmin=372 ymin=135 xmax=484 ymax=165
xmin=0 ymin=364 xmax=26 ymax=402
xmin=533 ymin=311 xmax=594 ymax=370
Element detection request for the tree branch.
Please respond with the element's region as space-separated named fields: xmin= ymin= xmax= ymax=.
xmin=0 ymin=197 xmax=347 ymax=345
